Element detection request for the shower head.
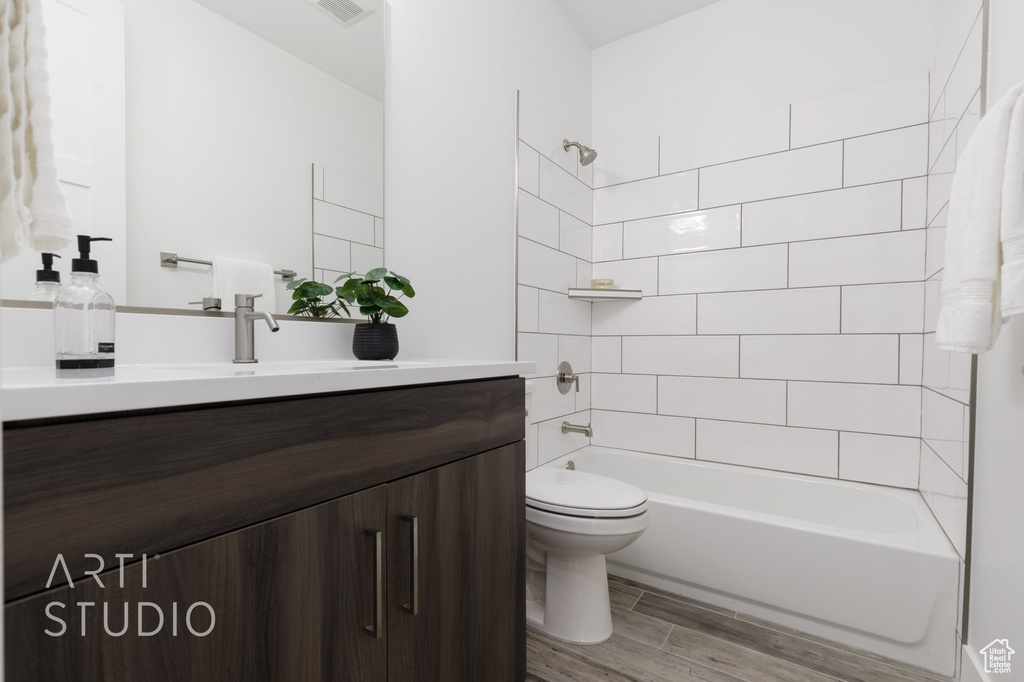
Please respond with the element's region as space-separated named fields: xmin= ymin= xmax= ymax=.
xmin=563 ymin=139 xmax=598 ymax=166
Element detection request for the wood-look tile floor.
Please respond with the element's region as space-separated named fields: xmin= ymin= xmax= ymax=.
xmin=526 ymin=576 xmax=952 ymax=682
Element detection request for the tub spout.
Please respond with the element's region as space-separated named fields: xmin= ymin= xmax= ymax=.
xmin=561 ymin=421 xmax=593 ymax=437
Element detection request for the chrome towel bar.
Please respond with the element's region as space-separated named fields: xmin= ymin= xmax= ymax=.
xmin=160 ymin=251 xmax=297 ymax=281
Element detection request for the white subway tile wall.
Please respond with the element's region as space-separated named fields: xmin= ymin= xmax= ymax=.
xmin=518 ymin=141 xmax=595 ymax=467
xmin=351 ymin=243 xmax=384 ymax=274
xmin=622 ymin=206 xmax=741 ymax=258
xmin=591 ymin=257 xmax=659 ymax=296
xmin=516 ymin=59 xmax=977 ymax=566
xmin=581 ymin=74 xmax=940 ymax=485
xmin=697 ymin=142 xmax=843 ymax=208
xmin=695 ymin=420 xmax=839 ymax=478
xmin=591 ymin=136 xmax=659 ymax=188
xmin=843 ymin=125 xmax=929 ymax=187
xmin=918 ymin=5 xmax=982 ymax=561
xmin=741 ymin=182 xmax=902 ymax=246
xmin=312 ymin=163 xmax=384 ymax=277
xmin=594 ymin=170 xmax=698 ymax=224
xmin=839 ymin=432 xmax=921 ymax=488
xmin=659 ymin=106 xmax=791 ymax=174
xmin=789 ymin=72 xmax=929 ymax=148
xmin=590 ymin=410 xmax=695 ymax=458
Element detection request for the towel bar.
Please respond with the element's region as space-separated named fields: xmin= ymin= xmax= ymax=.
xmin=160 ymin=252 xmax=297 ymax=281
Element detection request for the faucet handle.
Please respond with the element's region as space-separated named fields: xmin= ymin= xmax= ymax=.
xmin=556 ymin=361 xmax=580 ymax=394
xmin=189 ymin=297 xmax=222 ymax=311
xmin=234 ymin=293 xmax=263 ymax=308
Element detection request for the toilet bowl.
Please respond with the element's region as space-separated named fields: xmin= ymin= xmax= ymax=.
xmin=524 ymin=466 xmax=649 ymax=644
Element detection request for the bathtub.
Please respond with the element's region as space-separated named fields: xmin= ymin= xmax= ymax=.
xmin=545 ymin=446 xmax=959 ymax=676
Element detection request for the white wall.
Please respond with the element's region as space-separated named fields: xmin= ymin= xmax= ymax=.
xmin=592 ymin=0 xmax=935 ymax=148
xmin=384 ymin=0 xmax=591 ymax=360
xmin=124 ymin=0 xmax=382 ymax=313
xmin=964 ymin=2 xmax=1024 ymax=679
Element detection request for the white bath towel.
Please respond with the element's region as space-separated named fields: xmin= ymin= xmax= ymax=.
xmin=0 ymin=0 xmax=74 ymax=263
xmin=936 ymin=81 xmax=1024 ymax=354
xmin=210 ymin=257 xmax=276 ymax=312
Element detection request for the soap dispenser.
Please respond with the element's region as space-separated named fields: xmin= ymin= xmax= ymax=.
xmin=54 ymin=236 xmax=116 ymax=370
xmin=26 ymin=253 xmax=63 ymax=302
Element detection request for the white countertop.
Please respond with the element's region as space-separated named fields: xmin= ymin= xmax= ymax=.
xmin=1 ymin=359 xmax=534 ymax=422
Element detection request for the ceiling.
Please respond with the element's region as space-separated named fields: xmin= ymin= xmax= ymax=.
xmin=553 ymin=0 xmax=723 ymax=47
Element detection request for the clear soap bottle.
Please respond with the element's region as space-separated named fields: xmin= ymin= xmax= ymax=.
xmin=54 ymin=236 xmax=116 ymax=371
xmin=26 ymin=252 xmax=63 ymax=302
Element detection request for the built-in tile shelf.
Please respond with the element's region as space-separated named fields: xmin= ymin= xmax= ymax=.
xmin=567 ymin=288 xmax=643 ymax=302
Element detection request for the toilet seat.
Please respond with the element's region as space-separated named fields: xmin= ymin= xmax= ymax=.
xmin=526 ymin=467 xmax=649 ymax=519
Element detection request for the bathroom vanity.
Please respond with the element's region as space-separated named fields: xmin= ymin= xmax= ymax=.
xmin=2 ymin=364 xmax=527 ymax=681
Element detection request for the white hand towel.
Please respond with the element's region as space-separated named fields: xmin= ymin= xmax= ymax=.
xmin=210 ymin=257 xmax=276 ymax=312
xmin=0 ymin=0 xmax=74 ymax=263
xmin=936 ymin=81 xmax=1024 ymax=353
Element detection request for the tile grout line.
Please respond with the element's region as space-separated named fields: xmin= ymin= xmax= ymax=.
xmin=602 ymin=121 xmax=930 ymax=193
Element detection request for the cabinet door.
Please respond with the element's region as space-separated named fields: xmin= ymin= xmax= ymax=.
xmin=386 ymin=443 xmax=525 ymax=682
xmin=5 ymin=486 xmax=388 ymax=682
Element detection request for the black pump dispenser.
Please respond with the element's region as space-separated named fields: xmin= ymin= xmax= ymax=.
xmin=36 ymin=253 xmax=61 ymax=283
xmin=72 ymin=235 xmax=112 ymax=274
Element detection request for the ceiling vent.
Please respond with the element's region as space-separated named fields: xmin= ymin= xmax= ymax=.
xmin=308 ymin=0 xmax=375 ymax=27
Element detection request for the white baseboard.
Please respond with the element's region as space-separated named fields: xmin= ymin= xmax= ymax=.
xmin=961 ymin=645 xmax=988 ymax=682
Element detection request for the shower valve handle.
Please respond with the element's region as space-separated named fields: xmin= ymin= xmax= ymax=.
xmin=557 ymin=361 xmax=579 ymax=394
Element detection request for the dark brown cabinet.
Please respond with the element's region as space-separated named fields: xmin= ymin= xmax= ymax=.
xmin=4 ymin=377 xmax=525 ymax=682
xmin=7 ymin=486 xmax=390 ymax=681
xmin=386 ymin=443 xmax=524 ymax=682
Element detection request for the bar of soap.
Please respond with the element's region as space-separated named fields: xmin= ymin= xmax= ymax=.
xmin=590 ymin=278 xmax=614 ymax=289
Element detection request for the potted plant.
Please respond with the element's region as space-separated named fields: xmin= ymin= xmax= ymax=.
xmin=336 ymin=268 xmax=415 ymax=360
xmin=285 ymin=278 xmax=350 ymax=318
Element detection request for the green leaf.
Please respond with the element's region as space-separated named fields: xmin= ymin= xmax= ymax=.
xmin=332 ymin=271 xmax=355 ymax=283
xmin=400 ymin=282 xmax=415 ymax=298
xmin=286 ymin=278 xmax=308 ymax=291
xmin=365 ymin=267 xmax=388 ymax=280
xmin=387 ymin=301 xmax=409 ymax=318
xmin=359 ymin=305 xmax=378 ymax=316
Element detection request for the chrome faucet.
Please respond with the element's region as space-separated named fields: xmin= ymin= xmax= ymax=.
xmin=234 ymin=293 xmax=279 ymax=363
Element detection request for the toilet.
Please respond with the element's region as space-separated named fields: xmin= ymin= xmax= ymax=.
xmin=524 ymin=465 xmax=649 ymax=644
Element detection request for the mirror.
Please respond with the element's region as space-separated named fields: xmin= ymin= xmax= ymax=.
xmin=1 ymin=0 xmax=384 ymax=315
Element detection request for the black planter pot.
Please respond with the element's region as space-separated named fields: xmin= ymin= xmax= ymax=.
xmin=352 ymin=322 xmax=399 ymax=360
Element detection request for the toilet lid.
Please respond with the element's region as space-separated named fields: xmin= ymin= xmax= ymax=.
xmin=526 ymin=467 xmax=648 ymax=518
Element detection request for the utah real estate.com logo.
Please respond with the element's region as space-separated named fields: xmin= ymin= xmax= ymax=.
xmin=980 ymin=639 xmax=1015 ymax=675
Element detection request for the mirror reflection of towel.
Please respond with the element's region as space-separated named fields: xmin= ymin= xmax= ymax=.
xmin=210 ymin=257 xmax=276 ymax=311
xmin=0 ymin=0 xmax=74 ymax=263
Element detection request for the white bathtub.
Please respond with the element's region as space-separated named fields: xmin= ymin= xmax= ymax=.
xmin=546 ymin=446 xmax=959 ymax=676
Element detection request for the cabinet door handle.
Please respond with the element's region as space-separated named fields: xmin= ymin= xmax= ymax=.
xmin=365 ymin=529 xmax=383 ymax=639
xmin=401 ymin=515 xmax=419 ymax=615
